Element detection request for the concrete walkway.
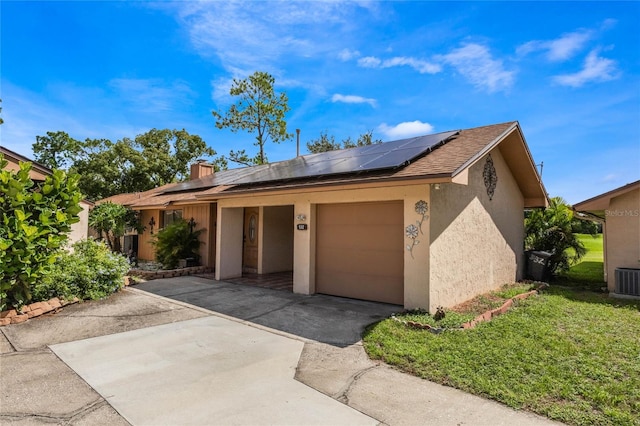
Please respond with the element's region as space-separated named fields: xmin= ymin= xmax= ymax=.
xmin=1 ymin=279 xmax=563 ymax=425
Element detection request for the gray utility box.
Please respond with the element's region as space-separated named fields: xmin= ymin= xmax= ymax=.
xmin=615 ymin=268 xmax=640 ymax=296
xmin=525 ymin=251 xmax=553 ymax=282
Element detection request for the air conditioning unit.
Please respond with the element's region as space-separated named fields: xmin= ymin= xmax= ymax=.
xmin=615 ymin=268 xmax=640 ymax=296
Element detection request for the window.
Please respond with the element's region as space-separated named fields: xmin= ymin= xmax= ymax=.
xmin=163 ymin=209 xmax=183 ymax=227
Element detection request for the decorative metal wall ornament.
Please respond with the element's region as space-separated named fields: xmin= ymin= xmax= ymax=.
xmin=483 ymin=154 xmax=498 ymax=200
xmin=406 ymin=200 xmax=429 ymax=258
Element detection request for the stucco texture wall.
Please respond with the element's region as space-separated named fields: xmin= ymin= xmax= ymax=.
xmin=68 ymin=201 xmax=91 ymax=244
xmin=261 ymin=205 xmax=294 ymax=273
xmin=606 ymin=188 xmax=640 ymax=291
xmin=429 ymin=147 xmax=524 ymax=309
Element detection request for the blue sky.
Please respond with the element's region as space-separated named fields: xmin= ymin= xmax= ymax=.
xmin=1 ymin=1 xmax=638 ymax=204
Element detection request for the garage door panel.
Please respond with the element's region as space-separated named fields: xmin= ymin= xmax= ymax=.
xmin=317 ymin=230 xmax=400 ymax=251
xmin=316 ymin=201 xmax=404 ymax=305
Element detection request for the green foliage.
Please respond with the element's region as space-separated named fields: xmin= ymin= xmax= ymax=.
xmin=364 ymin=288 xmax=640 ymax=425
xmin=151 ymin=219 xmax=203 ymax=269
xmin=0 ymin=155 xmax=82 ymax=311
xmin=89 ymin=202 xmax=142 ymax=252
xmin=557 ymin=234 xmax=605 ymax=290
xmin=213 ymin=71 xmax=292 ymax=166
xmin=571 ymin=216 xmax=600 ymax=234
xmin=34 ymin=239 xmax=130 ymax=302
xmin=32 ymin=128 xmax=220 ymax=201
xmin=0 ymin=98 xmax=3 ymax=125
xmin=525 ymin=196 xmax=586 ymax=275
xmin=33 ymin=131 xmax=82 ymax=170
xmin=307 ymin=130 xmax=382 ymax=153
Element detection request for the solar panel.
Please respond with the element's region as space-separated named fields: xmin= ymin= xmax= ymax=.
xmin=161 ymin=129 xmax=458 ymax=193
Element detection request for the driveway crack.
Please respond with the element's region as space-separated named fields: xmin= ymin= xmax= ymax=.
xmin=244 ymin=300 xmax=300 ymax=321
xmin=334 ymin=364 xmax=380 ymax=405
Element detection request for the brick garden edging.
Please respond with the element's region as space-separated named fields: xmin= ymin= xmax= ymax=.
xmin=0 ymin=297 xmax=79 ymax=326
xmin=0 ymin=275 xmax=140 ymax=327
xmin=127 ymin=265 xmax=213 ymax=281
xmin=392 ymin=283 xmax=549 ymax=334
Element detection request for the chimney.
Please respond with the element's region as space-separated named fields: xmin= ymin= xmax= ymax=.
xmin=296 ymin=129 xmax=300 ymax=157
xmin=190 ymin=160 xmax=214 ymax=180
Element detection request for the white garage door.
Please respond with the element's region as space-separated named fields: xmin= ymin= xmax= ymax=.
xmin=316 ymin=201 xmax=404 ymax=305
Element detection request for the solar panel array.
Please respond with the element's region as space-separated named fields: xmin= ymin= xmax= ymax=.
xmin=162 ymin=130 xmax=459 ymax=194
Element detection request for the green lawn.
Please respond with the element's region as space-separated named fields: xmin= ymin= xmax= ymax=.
xmin=363 ymin=288 xmax=640 ymax=425
xmin=363 ymin=234 xmax=640 ymax=425
xmin=557 ymin=233 xmax=605 ymax=289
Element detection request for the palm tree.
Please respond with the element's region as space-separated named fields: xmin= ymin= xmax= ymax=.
xmin=525 ymin=197 xmax=586 ymax=275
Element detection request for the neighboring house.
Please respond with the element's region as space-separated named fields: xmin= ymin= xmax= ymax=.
xmin=574 ymin=181 xmax=640 ymax=298
xmin=1 ymin=146 xmax=93 ymax=244
xmin=101 ymin=122 xmax=547 ymax=310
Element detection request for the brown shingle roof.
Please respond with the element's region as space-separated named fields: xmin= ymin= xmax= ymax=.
xmin=103 ymin=121 xmax=544 ymax=206
xmin=392 ymin=121 xmax=515 ymax=178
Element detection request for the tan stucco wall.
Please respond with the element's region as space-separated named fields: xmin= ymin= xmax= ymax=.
xmin=216 ymin=207 xmax=244 ymax=280
xmin=429 ymin=148 xmax=524 ymax=310
xmin=4 ymin=157 xmax=49 ymax=181
xmin=605 ymin=188 xmax=640 ymax=291
xmin=68 ymin=201 xmax=91 ymax=244
xmin=215 ymin=183 xmax=431 ymax=307
xmin=261 ymin=205 xmax=294 ymax=274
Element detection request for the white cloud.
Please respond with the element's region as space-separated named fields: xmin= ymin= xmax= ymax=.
xmin=165 ymin=2 xmax=370 ymax=76
xmin=357 ymin=55 xmax=441 ymax=74
xmin=358 ymin=56 xmax=382 ymax=68
xmin=439 ymin=43 xmax=514 ymax=93
xmin=553 ymin=49 xmax=619 ymax=87
xmin=516 ymin=20 xmax=617 ymax=62
xmin=517 ymin=29 xmax=592 ymax=61
xmin=378 ymin=121 xmax=434 ymax=139
xmin=331 ymin=94 xmax=376 ymax=107
xmin=109 ymin=78 xmax=195 ymax=113
xmin=338 ymin=48 xmax=360 ymax=61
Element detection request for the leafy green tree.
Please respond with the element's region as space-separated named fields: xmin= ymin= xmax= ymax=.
xmin=33 ymin=131 xmax=83 ymax=170
xmin=212 ymin=71 xmax=292 ymax=166
xmin=307 ymin=130 xmax=382 ymax=153
xmin=0 ymin=155 xmax=82 ymax=310
xmin=343 ymin=131 xmax=383 ymax=149
xmin=89 ymin=202 xmax=143 ymax=253
xmin=306 ymin=131 xmax=342 ymax=154
xmin=32 ymin=128 xmax=220 ymax=201
xmin=151 ymin=219 xmax=203 ymax=269
xmin=571 ymin=216 xmax=600 ymax=234
xmin=0 ymin=98 xmax=3 ymax=125
xmin=525 ymin=196 xmax=587 ymax=275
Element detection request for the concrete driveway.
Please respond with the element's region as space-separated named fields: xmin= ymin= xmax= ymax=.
xmin=134 ymin=276 xmax=400 ymax=347
xmin=1 ymin=278 xmax=562 ymax=425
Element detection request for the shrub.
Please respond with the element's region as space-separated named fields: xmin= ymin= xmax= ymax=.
xmin=152 ymin=219 xmax=203 ymax=269
xmin=89 ymin=202 xmax=143 ymax=252
xmin=35 ymin=239 xmax=130 ymax=302
xmin=0 ymin=155 xmax=82 ymax=311
xmin=525 ymin=196 xmax=586 ymax=275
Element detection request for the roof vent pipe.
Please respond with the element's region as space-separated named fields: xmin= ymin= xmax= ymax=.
xmin=296 ymin=129 xmax=300 ymax=157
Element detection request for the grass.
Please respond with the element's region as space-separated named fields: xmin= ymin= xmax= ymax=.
xmin=363 ymin=288 xmax=640 ymax=425
xmin=396 ymin=283 xmax=538 ymax=329
xmin=557 ymin=233 xmax=606 ymax=290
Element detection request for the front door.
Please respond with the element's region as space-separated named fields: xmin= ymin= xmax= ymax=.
xmin=243 ymin=207 xmax=259 ymax=273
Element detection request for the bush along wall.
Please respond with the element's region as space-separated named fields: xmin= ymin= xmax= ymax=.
xmin=0 ymin=155 xmax=82 ymax=311
xmin=34 ymin=239 xmax=131 ymax=302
